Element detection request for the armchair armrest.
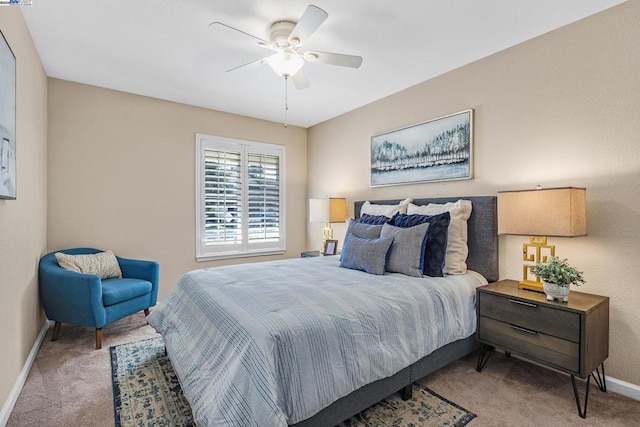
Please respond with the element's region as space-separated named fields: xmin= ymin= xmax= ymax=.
xmin=117 ymin=256 xmax=160 ymax=305
xmin=39 ymin=264 xmax=106 ymax=327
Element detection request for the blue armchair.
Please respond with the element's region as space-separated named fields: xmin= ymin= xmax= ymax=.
xmin=39 ymin=248 xmax=159 ymax=349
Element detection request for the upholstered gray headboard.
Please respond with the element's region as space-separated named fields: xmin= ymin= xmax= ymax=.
xmin=354 ymin=196 xmax=498 ymax=283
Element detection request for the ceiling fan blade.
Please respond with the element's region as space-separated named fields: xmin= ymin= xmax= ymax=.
xmin=304 ymin=51 xmax=363 ymax=68
xmin=226 ymin=57 xmax=266 ymax=73
xmin=292 ymin=70 xmax=310 ymax=90
xmin=288 ymin=5 xmax=328 ymax=46
xmin=209 ymin=21 xmax=272 ymax=48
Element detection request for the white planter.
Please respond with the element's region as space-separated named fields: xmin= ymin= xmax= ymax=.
xmin=543 ymin=281 xmax=570 ymax=302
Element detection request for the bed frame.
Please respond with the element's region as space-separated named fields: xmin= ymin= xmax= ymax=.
xmin=291 ymin=196 xmax=498 ymax=426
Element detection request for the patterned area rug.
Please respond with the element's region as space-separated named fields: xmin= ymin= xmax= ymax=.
xmin=111 ymin=337 xmax=476 ymax=427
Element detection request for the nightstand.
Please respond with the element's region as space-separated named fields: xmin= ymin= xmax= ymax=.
xmin=476 ymin=280 xmax=609 ymax=418
xmin=300 ymin=250 xmax=320 ymax=258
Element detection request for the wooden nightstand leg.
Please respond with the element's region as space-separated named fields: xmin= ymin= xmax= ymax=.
xmin=591 ymin=363 xmax=607 ymax=392
xmin=571 ymin=374 xmax=591 ymax=418
xmin=476 ymin=344 xmax=493 ymax=372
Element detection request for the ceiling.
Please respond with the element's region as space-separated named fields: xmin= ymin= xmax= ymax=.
xmin=21 ymin=0 xmax=625 ymax=128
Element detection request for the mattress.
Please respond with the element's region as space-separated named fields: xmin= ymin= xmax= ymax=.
xmin=148 ymin=255 xmax=487 ymax=426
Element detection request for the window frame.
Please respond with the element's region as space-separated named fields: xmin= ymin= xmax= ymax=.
xmin=195 ymin=133 xmax=286 ymax=261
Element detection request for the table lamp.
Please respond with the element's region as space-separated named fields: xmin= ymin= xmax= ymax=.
xmin=497 ymin=187 xmax=586 ymax=292
xmin=309 ymin=197 xmax=346 ymax=249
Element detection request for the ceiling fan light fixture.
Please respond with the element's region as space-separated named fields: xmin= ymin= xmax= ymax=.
xmin=267 ymin=52 xmax=304 ymax=77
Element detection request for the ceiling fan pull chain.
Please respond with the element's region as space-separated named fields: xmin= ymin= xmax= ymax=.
xmin=284 ymin=76 xmax=289 ymax=128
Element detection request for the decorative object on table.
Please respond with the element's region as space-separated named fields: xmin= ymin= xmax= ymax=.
xmin=530 ymin=256 xmax=585 ymax=302
xmin=0 ymin=29 xmax=16 ymax=200
xmin=370 ymin=109 xmax=473 ymax=187
xmin=323 ymin=239 xmax=338 ymax=256
xmin=309 ymin=197 xmax=346 ymax=249
xmin=497 ymin=187 xmax=586 ymax=292
xmin=111 ymin=336 xmax=476 ymax=427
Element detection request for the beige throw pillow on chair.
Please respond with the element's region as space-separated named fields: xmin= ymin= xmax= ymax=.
xmin=55 ymin=250 xmax=123 ymax=279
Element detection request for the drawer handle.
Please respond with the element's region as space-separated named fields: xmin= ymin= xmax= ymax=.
xmin=510 ymin=324 xmax=538 ymax=335
xmin=508 ymin=299 xmax=537 ymax=308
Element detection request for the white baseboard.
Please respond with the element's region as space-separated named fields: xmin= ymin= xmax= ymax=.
xmin=607 ymin=375 xmax=640 ymax=401
xmin=0 ymin=319 xmax=50 ymax=427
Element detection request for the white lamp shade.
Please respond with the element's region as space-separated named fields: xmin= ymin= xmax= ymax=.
xmin=309 ymin=198 xmax=346 ymax=223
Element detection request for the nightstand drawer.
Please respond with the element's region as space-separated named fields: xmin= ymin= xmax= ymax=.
xmin=479 ymin=292 xmax=580 ymax=342
xmin=478 ymin=317 xmax=579 ymax=372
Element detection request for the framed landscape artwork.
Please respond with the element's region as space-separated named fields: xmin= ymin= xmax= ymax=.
xmin=370 ymin=109 xmax=473 ymax=187
xmin=0 ymin=30 xmax=16 ymax=199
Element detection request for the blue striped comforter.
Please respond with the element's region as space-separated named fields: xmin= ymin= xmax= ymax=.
xmin=148 ymin=256 xmax=486 ymax=426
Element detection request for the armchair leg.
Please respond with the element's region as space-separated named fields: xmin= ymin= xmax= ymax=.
xmin=144 ymin=308 xmax=150 ymax=316
xmin=95 ymin=328 xmax=102 ymax=350
xmin=51 ymin=322 xmax=61 ymax=341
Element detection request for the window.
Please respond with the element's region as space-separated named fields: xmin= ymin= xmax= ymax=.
xmin=196 ymin=134 xmax=286 ymax=261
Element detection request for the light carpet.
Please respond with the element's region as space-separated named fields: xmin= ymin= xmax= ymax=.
xmin=110 ymin=336 xmax=476 ymax=427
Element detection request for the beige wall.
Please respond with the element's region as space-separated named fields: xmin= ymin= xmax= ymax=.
xmin=47 ymin=79 xmax=307 ymax=299
xmin=0 ymin=8 xmax=48 ymax=415
xmin=308 ymin=0 xmax=640 ymax=385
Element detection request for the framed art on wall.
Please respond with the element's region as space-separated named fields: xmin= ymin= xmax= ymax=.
xmin=370 ymin=109 xmax=473 ymax=187
xmin=0 ymin=29 xmax=16 ymax=200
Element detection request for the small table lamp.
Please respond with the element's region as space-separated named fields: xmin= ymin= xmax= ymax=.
xmin=309 ymin=197 xmax=346 ymax=249
xmin=497 ymin=187 xmax=586 ymax=292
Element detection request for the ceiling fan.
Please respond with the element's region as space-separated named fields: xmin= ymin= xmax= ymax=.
xmin=210 ymin=4 xmax=363 ymax=90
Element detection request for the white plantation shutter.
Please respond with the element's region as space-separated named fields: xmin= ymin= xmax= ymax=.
xmin=196 ymin=134 xmax=286 ymax=260
xmin=203 ymin=149 xmax=242 ymax=246
xmin=247 ymin=153 xmax=280 ymax=242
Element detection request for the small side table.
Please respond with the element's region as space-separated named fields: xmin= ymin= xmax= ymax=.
xmin=476 ymin=280 xmax=609 ymax=418
xmin=300 ymin=250 xmax=320 ymax=258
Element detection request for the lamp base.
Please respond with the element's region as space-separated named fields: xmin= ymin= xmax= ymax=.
xmin=520 ymin=235 xmax=555 ymax=293
xmin=322 ymin=223 xmax=333 ymax=240
xmin=518 ymin=279 xmax=544 ymax=293
xmin=321 ymin=223 xmax=333 ymax=252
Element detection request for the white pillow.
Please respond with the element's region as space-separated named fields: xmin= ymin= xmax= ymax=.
xmin=361 ymin=197 xmax=412 ymax=218
xmin=407 ymin=200 xmax=472 ymax=274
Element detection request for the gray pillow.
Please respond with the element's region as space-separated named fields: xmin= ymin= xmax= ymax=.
xmin=341 ymin=218 xmax=384 ymax=261
xmin=339 ymin=235 xmax=393 ymax=275
xmin=380 ymin=222 xmax=430 ymax=277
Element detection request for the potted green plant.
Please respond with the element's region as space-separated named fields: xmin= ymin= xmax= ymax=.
xmin=530 ymin=256 xmax=585 ymax=302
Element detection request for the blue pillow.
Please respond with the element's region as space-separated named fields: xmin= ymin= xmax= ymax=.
xmin=380 ymin=222 xmax=429 ymax=277
xmin=391 ymin=212 xmax=451 ymax=277
xmin=341 ymin=218 xmax=384 ymax=261
xmin=357 ymin=214 xmax=391 ymax=225
xmin=339 ymin=235 xmax=394 ymax=275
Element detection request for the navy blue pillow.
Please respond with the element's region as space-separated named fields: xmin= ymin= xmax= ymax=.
xmin=357 ymin=213 xmax=391 ymax=225
xmin=391 ymin=212 xmax=451 ymax=277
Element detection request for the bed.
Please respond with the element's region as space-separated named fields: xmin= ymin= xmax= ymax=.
xmin=148 ymin=196 xmax=498 ymax=426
